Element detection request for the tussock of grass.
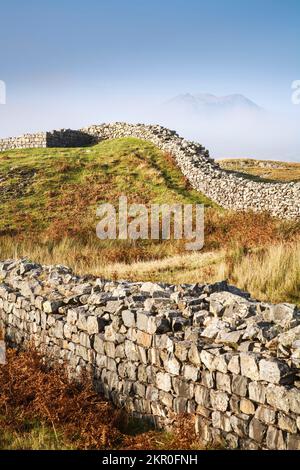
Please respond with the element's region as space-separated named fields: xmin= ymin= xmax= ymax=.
xmin=224 ymin=243 xmax=300 ymax=304
xmin=0 ymin=420 xmax=72 ymax=450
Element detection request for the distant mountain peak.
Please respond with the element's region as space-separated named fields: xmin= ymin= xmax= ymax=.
xmin=165 ymin=93 xmax=262 ymax=112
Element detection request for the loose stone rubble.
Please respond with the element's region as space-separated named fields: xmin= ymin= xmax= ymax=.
xmin=0 ymin=259 xmax=300 ymax=449
xmin=0 ymin=123 xmax=299 ymax=219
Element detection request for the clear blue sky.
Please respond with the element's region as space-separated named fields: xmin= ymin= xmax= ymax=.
xmin=0 ymin=0 xmax=299 ymax=136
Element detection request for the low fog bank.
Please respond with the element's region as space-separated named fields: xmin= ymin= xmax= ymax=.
xmin=156 ymin=110 xmax=300 ymax=162
xmin=0 ymin=95 xmax=299 ymax=162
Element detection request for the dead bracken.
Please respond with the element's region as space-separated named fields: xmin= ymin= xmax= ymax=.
xmin=0 ymin=259 xmax=300 ymax=450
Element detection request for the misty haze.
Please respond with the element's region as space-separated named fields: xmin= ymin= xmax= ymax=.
xmin=156 ymin=92 xmax=300 ymax=162
xmin=1 ymin=91 xmax=298 ymax=162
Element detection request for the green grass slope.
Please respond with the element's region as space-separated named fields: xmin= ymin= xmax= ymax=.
xmin=0 ymin=140 xmax=299 ymax=303
xmin=0 ymin=137 xmax=215 ymax=239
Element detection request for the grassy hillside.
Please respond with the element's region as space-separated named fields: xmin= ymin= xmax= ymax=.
xmin=0 ymin=140 xmax=299 ymax=303
xmin=219 ymin=158 xmax=300 ymax=182
xmin=0 ymin=137 xmax=214 ymax=238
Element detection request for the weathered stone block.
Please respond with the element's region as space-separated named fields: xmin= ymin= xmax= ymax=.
xmin=188 ymin=343 xmax=201 ymax=365
xmin=115 ymin=343 xmax=125 ymax=359
xmin=173 ymin=377 xmax=194 ymax=399
xmin=195 ymin=416 xmax=212 ymax=442
xmin=124 ymin=340 xmax=139 ymax=362
xmin=229 ymin=396 xmax=240 ymax=413
xmin=225 ymin=433 xmax=239 ymax=449
xmin=286 ymin=433 xmax=300 ymax=450
xmin=107 ymin=357 xmax=117 ymax=372
xmin=174 ymin=341 xmax=190 ymax=361
xmin=240 ymin=438 xmax=259 ymax=450
xmin=213 ymin=354 xmax=231 ymax=373
xmin=187 ymin=400 xmax=196 ymax=414
xmin=216 ymin=371 xmax=231 ymax=393
xmin=133 ymin=382 xmax=146 ymax=398
xmin=249 ymin=417 xmax=267 ymax=443
xmin=51 ymin=320 xmax=64 ymax=339
xmin=195 ymin=385 xmax=210 ymax=406
xmin=66 ymin=308 xmax=78 ymax=325
xmin=255 ymin=405 xmax=276 ymax=424
xmin=79 ymin=331 xmax=91 ymax=348
xmin=145 ymin=365 xmax=157 ymax=383
xmin=200 ymin=349 xmax=215 ymax=370
xmin=201 ymin=370 xmax=214 ymax=388
xmin=164 ymin=354 xmax=180 ymax=375
xmin=43 ymin=300 xmax=63 ymax=314
xmin=141 ymin=282 xmax=164 ymax=295
xmin=278 ymin=412 xmax=297 ymax=433
xmin=288 ymin=387 xmax=300 ymax=414
xmin=104 ymin=323 xmax=118 ymax=342
xmin=77 ymin=312 xmax=88 ymax=331
xmin=196 ymin=405 xmax=211 ymax=418
xmin=211 ymin=411 xmax=231 ymax=432
xmin=137 ymin=312 xmax=169 ymax=335
xmin=263 ymin=303 xmax=295 ymax=327
xmin=136 ymin=330 xmax=152 ymax=348
xmin=173 ymin=397 xmax=187 ymax=414
xmin=240 ymin=398 xmax=255 ymax=415
xmin=145 ymin=385 xmax=159 ymax=402
xmin=230 ymin=414 xmax=249 ymax=437
xmin=148 ymin=347 xmax=161 ymax=366
xmin=126 ymin=362 xmax=138 ymax=381
xmin=156 ymin=372 xmax=171 ymax=392
xmin=248 ymin=381 xmax=266 ymax=404
xmin=259 ymin=358 xmax=291 ymax=384
xmin=266 ymin=384 xmax=289 ymax=413
xmin=104 ymin=341 xmax=116 ymax=358
xmin=240 ymin=352 xmax=260 ymax=381
xmin=63 ymin=323 xmax=74 ymax=339
xmin=210 ymin=390 xmax=229 ymax=412
xmin=231 ymin=374 xmax=248 ymax=397
xmin=228 ymin=355 xmax=240 ymax=375
xmin=182 ymin=364 xmax=199 ymax=382
xmin=159 ymin=390 xmax=173 ymax=408
xmin=216 ymin=329 xmax=243 ymax=346
xmin=266 ymin=426 xmax=286 ymax=450
xmin=153 ymin=334 xmax=173 ymax=352
xmin=122 ymin=310 xmax=136 ymax=328
xmin=93 ymin=334 xmax=105 ymax=354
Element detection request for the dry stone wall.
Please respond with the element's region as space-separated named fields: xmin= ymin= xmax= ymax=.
xmin=0 ymin=129 xmax=94 ymax=151
xmin=46 ymin=129 xmax=95 ymax=148
xmin=0 ymin=132 xmax=47 ymax=151
xmin=0 ymin=122 xmax=299 ymax=219
xmin=1 ymin=259 xmax=300 ymax=450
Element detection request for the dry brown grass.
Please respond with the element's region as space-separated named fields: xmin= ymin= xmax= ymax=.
xmin=219 ymin=158 xmax=300 ymax=182
xmin=223 ymin=242 xmax=300 ymax=304
xmin=1 ymin=236 xmax=299 ymax=304
xmin=0 ymin=349 xmax=205 ymax=450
